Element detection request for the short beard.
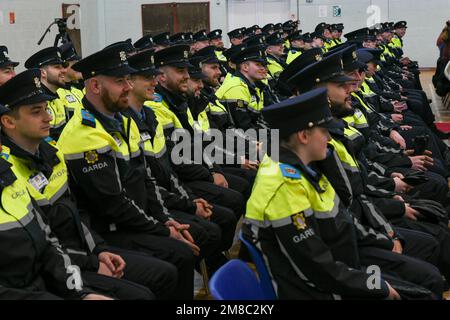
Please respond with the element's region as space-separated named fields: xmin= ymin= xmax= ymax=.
xmin=101 ymin=89 xmax=128 ymax=113
xmin=203 ymin=77 xmax=219 ymax=88
xmin=47 ymin=74 xmax=66 ymax=88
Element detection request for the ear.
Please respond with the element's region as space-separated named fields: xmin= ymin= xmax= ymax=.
xmin=157 ymin=72 xmax=166 ymax=84
xmin=89 ymin=78 xmax=101 ymax=95
xmin=40 ymin=68 xmax=47 ymax=81
xmin=296 ymin=130 xmax=309 ymax=145
xmin=0 ymin=114 xmax=17 ymax=130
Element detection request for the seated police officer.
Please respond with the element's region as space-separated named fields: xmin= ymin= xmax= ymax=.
xmin=215 ymin=45 xmax=269 ymax=132
xmin=58 ymin=42 xmax=85 ymax=116
xmin=286 ymin=49 xmax=447 ymax=293
xmin=124 ymin=47 xmax=234 ymax=274
xmin=56 ymin=43 xmax=196 ymax=299
xmin=149 ymin=45 xmax=247 ymax=221
xmin=0 ymin=46 xmax=18 ymax=87
xmin=0 ymin=68 xmax=188 ymax=300
xmin=243 ymin=88 xmax=402 ymax=300
xmin=25 ymin=47 xmax=73 ymax=141
xmin=0 ymin=83 xmax=113 ymax=301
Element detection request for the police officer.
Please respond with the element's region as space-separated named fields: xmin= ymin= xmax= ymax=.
xmin=285 ymin=31 xmax=305 ymax=65
xmin=133 ymin=34 xmax=155 ymax=53
xmin=227 ymin=28 xmax=244 ymax=47
xmin=243 ymin=88 xmax=402 ymax=300
xmin=58 ymin=42 xmax=85 ymax=117
xmin=56 ymin=43 xmax=196 ymax=299
xmin=124 ymin=48 xmax=234 ymax=273
xmin=1 ymin=68 xmax=187 ymax=300
xmin=0 ymin=85 xmax=114 ymax=301
xmin=310 ymin=31 xmax=327 ymax=53
xmin=149 ymin=45 xmax=247 ymax=220
xmin=24 ymin=47 xmax=70 ymax=140
xmin=265 ymin=32 xmax=286 ymax=80
xmin=0 ymin=46 xmax=18 ymax=86
xmin=330 ymin=23 xmax=344 ymax=46
xmin=215 ymin=45 xmax=269 ymax=131
xmin=152 ymin=32 xmax=172 ymax=51
xmin=170 ymin=33 xmax=189 ymax=46
xmin=261 ymin=23 xmax=275 ymax=35
xmin=390 ymin=21 xmax=407 ymax=57
xmin=287 ymin=48 xmax=450 ymax=289
xmin=59 ymin=42 xmax=84 ymax=89
xmin=207 ymin=29 xmax=227 ymax=62
xmin=315 ymin=22 xmax=334 ymax=51
xmin=192 ymin=30 xmax=210 ymax=53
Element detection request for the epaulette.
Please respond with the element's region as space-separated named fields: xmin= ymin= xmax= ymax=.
xmin=81 ymin=109 xmax=96 ymax=128
xmin=0 ymin=145 xmax=10 ymax=161
xmin=44 ymin=136 xmax=57 ymax=147
xmin=153 ymin=93 xmax=163 ymax=103
xmin=279 ymin=163 xmax=301 ymax=179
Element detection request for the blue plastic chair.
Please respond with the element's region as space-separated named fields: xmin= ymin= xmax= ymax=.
xmin=239 ymin=231 xmax=277 ymax=299
xmin=209 ymin=259 xmax=268 ymax=300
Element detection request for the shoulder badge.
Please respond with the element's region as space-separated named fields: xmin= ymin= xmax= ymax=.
xmin=85 ymin=150 xmax=99 ymax=164
xmin=279 ymin=163 xmax=301 ymax=179
xmin=81 ymin=109 xmax=96 ymax=128
xmin=44 ymin=136 xmax=57 ymax=147
xmin=0 ymin=145 xmax=11 ymax=161
xmin=292 ymin=212 xmax=307 ymax=230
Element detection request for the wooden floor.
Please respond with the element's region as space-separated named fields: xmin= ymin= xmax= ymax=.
xmin=422 ymin=70 xmax=450 ymax=122
xmin=194 ymin=71 xmax=450 ymax=300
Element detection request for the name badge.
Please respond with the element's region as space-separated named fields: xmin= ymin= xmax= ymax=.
xmin=140 ymin=132 xmax=152 ymax=142
xmin=66 ymin=94 xmax=77 ymax=103
xmin=29 ymin=172 xmax=49 ymax=192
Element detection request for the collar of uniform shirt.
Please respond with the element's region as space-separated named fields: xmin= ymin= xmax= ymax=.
xmin=1 ymin=131 xmax=57 ymax=177
xmin=155 ymin=84 xmax=187 ymax=111
xmin=278 ymin=146 xmax=325 ymax=191
xmin=81 ymin=97 xmax=124 ymax=134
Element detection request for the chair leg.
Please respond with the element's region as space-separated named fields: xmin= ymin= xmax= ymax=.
xmin=199 ymin=259 xmax=210 ymax=296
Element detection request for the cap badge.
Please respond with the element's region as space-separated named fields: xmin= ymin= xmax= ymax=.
xmin=150 ymin=56 xmax=155 ymax=65
xmin=184 ymin=51 xmax=189 ymax=59
xmin=315 ymin=54 xmax=322 ymax=61
xmin=3 ymin=51 xmax=9 ymax=59
xmin=119 ymin=51 xmax=127 ymax=62
xmin=34 ymin=77 xmax=42 ymax=89
xmin=352 ymin=51 xmax=357 ymax=59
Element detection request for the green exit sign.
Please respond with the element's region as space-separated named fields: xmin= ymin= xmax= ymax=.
xmin=333 ymin=5 xmax=342 ymax=17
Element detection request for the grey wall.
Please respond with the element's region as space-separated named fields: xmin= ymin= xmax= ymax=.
xmin=0 ymin=0 xmax=68 ymax=72
xmin=78 ymin=0 xmax=228 ymax=56
xmin=296 ymin=0 xmax=450 ymax=68
xmin=1 ymin=0 xmax=449 ymax=69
